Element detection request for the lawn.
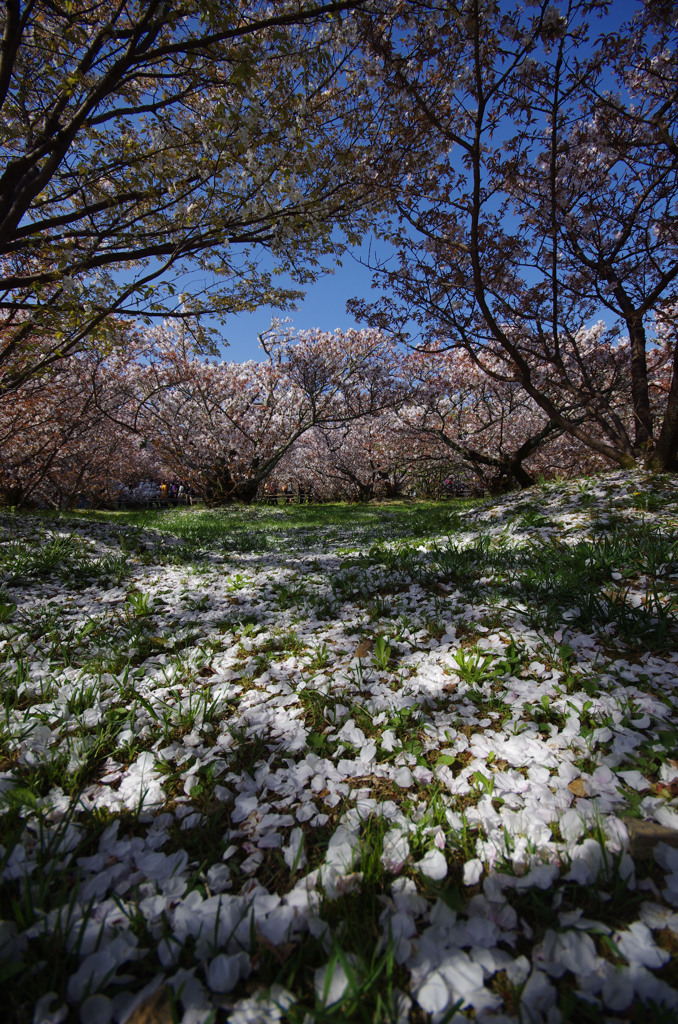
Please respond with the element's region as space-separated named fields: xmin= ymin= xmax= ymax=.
xmin=1 ymin=471 xmax=678 ymax=1023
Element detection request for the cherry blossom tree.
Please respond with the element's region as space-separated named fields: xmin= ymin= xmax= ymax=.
xmin=0 ymin=347 xmax=151 ymax=507
xmin=0 ymin=0 xmax=377 ymax=393
xmin=3 ymin=321 xmax=610 ymax=509
xmin=113 ymin=324 xmax=403 ymax=502
xmin=505 ymin=0 xmax=678 ymax=465
xmin=283 ymin=413 xmax=415 ymax=501
xmin=351 ymin=0 xmax=678 ymax=472
xmin=400 ymin=346 xmax=609 ymax=493
xmin=651 ymin=303 xmax=678 ymax=462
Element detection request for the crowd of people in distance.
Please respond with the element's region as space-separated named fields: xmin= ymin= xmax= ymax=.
xmin=117 ymin=479 xmax=195 ymax=507
xmin=113 ymin=475 xmax=472 ymax=508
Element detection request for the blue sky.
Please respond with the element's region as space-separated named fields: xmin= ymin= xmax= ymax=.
xmin=214 ymin=228 xmax=406 ymax=363
xmin=217 ymin=249 xmax=375 ymax=363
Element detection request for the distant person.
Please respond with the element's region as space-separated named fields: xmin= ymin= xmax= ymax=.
xmin=6 ymin=478 xmax=22 ymax=505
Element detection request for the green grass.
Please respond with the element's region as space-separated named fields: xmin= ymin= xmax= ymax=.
xmin=64 ymin=498 xmax=480 ymax=547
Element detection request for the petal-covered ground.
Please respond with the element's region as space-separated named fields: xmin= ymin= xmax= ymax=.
xmin=1 ymin=471 xmax=678 ymax=1023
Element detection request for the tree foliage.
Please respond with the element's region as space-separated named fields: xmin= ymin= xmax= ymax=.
xmin=0 ymin=341 xmax=151 ymax=507
xmin=0 ymin=0 xmax=374 ymax=390
xmin=3 ymin=320 xmax=638 ymax=507
xmin=4 ymin=0 xmax=678 ymax=487
xmin=400 ymin=346 xmax=595 ymax=493
xmin=351 ymin=0 xmax=678 ymax=470
xmin=109 ymin=323 xmax=403 ymax=502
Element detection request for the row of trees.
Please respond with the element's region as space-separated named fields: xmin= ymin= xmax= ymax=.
xmin=1 ymin=0 xmax=677 ymax=480
xmin=6 ymin=322 xmax=660 ymax=508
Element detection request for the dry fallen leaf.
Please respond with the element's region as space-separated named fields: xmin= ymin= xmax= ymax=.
xmin=623 ymin=818 xmax=678 ymax=859
xmin=126 ymin=986 xmax=173 ymax=1024
xmin=568 ymin=779 xmax=589 ymax=798
xmin=656 ymin=779 xmax=678 ymax=799
xmin=355 ymin=639 xmax=374 ymax=658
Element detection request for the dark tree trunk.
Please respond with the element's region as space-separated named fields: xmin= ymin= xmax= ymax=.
xmin=2 ymin=479 xmax=24 ymax=505
xmin=649 ymin=341 xmax=678 ymax=472
xmin=613 ymin=288 xmax=654 ymax=448
xmin=628 ymin=316 xmax=654 ymax=449
xmin=509 ymin=461 xmax=535 ymax=489
xmin=232 ymin=478 xmax=260 ymax=504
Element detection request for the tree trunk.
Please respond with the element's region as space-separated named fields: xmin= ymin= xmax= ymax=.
xmin=613 ymin=289 xmax=654 ymax=448
xmin=649 ymin=341 xmax=678 ymax=472
xmin=232 ymin=478 xmax=260 ymax=504
xmin=508 ymin=460 xmax=535 ymax=489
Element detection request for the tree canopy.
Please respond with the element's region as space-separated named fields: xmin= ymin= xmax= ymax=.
xmin=2 ymin=0 xmax=678 ymax=475
xmin=0 ymin=0 xmax=374 ymax=389
xmin=350 ymin=0 xmax=678 ymax=471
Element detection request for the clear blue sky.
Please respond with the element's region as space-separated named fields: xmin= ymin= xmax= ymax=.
xmin=218 ymin=263 xmax=364 ymax=362
xmin=216 ymin=239 xmax=395 ymax=363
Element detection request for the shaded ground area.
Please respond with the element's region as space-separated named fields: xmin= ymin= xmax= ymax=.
xmin=1 ymin=471 xmax=677 ymax=1023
